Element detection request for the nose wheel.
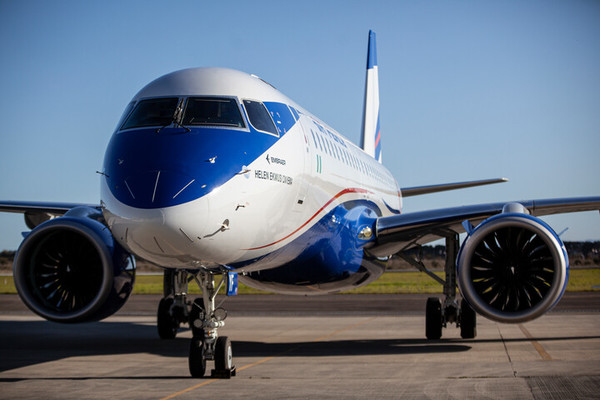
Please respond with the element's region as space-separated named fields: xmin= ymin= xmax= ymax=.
xmin=157 ymin=269 xmax=236 ymax=378
xmin=215 ymin=336 xmax=233 ymax=371
xmin=189 ymin=337 xmax=207 ymax=378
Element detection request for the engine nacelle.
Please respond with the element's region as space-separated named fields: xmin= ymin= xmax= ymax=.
xmin=13 ymin=207 xmax=135 ymax=323
xmin=457 ymin=211 xmax=568 ymax=324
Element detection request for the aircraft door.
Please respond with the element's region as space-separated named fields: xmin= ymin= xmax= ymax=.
xmin=292 ymin=116 xmax=311 ymax=214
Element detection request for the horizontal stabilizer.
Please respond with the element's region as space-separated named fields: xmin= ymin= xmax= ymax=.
xmin=400 ymin=178 xmax=508 ymax=197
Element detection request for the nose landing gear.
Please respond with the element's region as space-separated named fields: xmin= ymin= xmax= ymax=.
xmin=188 ymin=271 xmax=236 ymax=378
xmin=158 ymin=269 xmax=236 ymax=378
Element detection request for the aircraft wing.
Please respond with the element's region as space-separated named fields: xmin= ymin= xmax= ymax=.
xmin=400 ymin=178 xmax=508 ymax=197
xmin=0 ymin=201 xmax=99 ymax=229
xmin=370 ymin=196 xmax=600 ymax=257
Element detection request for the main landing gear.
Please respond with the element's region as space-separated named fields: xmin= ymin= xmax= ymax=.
xmin=399 ymin=233 xmax=477 ymax=340
xmin=157 ymin=269 xmax=236 ymax=378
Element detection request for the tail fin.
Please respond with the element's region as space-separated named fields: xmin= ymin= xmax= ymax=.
xmin=360 ymin=30 xmax=382 ymax=163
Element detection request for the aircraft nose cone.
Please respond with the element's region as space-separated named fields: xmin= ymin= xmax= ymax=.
xmin=122 ymin=170 xmax=202 ymax=209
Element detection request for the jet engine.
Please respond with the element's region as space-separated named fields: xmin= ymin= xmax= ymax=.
xmin=13 ymin=207 xmax=135 ymax=323
xmin=457 ymin=206 xmax=568 ymax=324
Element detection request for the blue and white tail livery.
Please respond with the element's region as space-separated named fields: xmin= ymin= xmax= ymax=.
xmin=1 ymin=30 xmax=599 ymax=377
xmin=361 ymin=30 xmax=382 ymax=163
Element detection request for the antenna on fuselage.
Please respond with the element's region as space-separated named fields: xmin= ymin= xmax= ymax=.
xmin=360 ymin=30 xmax=382 ymax=163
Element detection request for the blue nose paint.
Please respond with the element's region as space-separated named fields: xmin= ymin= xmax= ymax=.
xmin=103 ymin=127 xmax=278 ymax=208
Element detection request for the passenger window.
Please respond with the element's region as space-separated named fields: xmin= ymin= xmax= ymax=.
xmin=121 ymin=98 xmax=179 ymax=130
xmin=243 ymin=100 xmax=278 ymax=135
xmin=183 ymin=97 xmax=245 ymax=128
xmin=315 ymin=131 xmax=324 ymax=151
xmin=310 ymin=130 xmax=319 ymax=149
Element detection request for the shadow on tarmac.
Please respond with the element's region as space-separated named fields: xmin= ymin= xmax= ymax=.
xmin=233 ymin=334 xmax=600 ymax=358
xmin=0 ymin=320 xmax=189 ymax=373
xmin=0 ymin=320 xmax=474 ymax=374
xmin=3 ymin=319 xmax=599 ymax=378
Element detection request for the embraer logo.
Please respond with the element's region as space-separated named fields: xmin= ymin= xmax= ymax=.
xmin=266 ymin=154 xmax=286 ymax=165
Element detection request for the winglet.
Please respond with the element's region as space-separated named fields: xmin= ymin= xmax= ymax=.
xmin=361 ymin=30 xmax=382 ymax=163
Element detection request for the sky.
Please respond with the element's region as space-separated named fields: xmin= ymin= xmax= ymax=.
xmin=0 ymin=0 xmax=599 ymax=250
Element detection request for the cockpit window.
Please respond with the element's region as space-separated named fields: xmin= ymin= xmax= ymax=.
xmin=115 ymin=101 xmax=136 ymax=131
xmin=121 ymin=98 xmax=179 ymax=130
xmin=182 ymin=97 xmax=245 ymax=128
xmin=243 ymin=100 xmax=278 ymax=135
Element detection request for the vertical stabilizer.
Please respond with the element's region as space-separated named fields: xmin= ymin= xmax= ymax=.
xmin=361 ymin=30 xmax=382 ymax=163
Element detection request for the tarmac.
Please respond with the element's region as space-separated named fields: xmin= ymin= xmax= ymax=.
xmin=1 ymin=293 xmax=599 ymax=399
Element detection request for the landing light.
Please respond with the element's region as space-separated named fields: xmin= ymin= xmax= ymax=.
xmin=358 ymin=226 xmax=373 ymax=240
xmin=214 ymin=308 xmax=227 ymax=321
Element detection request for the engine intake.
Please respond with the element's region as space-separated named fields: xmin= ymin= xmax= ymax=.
xmin=457 ymin=212 xmax=568 ymax=323
xmin=13 ymin=208 xmax=135 ymax=323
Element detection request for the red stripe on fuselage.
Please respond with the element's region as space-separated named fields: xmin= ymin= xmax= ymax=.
xmin=243 ymin=188 xmax=371 ymax=251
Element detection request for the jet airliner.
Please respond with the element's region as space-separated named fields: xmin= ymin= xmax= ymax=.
xmin=1 ymin=31 xmax=599 ymax=378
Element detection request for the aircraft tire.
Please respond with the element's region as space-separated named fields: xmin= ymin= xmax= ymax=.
xmin=214 ymin=336 xmax=233 ymax=371
xmin=425 ymin=297 xmax=442 ymax=340
xmin=157 ymin=297 xmax=178 ymax=339
xmin=460 ymin=299 xmax=477 ymax=339
xmin=189 ymin=337 xmax=207 ymax=378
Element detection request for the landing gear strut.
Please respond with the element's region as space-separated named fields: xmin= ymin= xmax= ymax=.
xmin=157 ymin=270 xmax=191 ymax=339
xmin=399 ymin=233 xmax=477 ymax=339
xmin=158 ymin=269 xmax=236 ymax=378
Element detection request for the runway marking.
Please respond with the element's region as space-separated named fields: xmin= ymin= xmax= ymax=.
xmin=159 ymin=379 xmax=218 ymax=400
xmin=160 ymin=316 xmax=377 ymax=399
xmin=519 ymin=324 xmax=552 ymax=361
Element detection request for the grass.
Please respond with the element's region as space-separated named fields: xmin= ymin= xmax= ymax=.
xmin=1 ymin=268 xmax=599 ymax=295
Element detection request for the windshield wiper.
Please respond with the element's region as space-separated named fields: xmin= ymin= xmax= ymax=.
xmin=155 ymin=105 xmax=191 ymax=133
xmin=155 ymin=120 xmax=191 ymax=134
